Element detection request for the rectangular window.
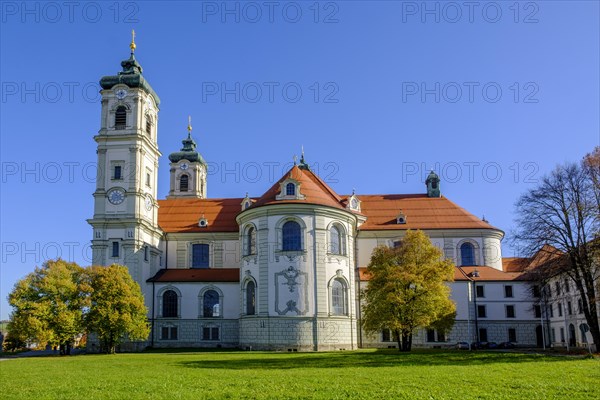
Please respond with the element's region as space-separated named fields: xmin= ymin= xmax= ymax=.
xmin=477 ymin=305 xmax=486 ymax=318
xmin=146 ymin=172 xmax=151 ymax=187
xmin=558 ymin=302 xmax=563 ymax=317
xmin=144 ymin=246 xmax=148 ymax=262
xmin=567 ymin=301 xmax=572 ymax=315
xmin=202 ymin=326 xmax=219 ymax=341
xmin=555 ymin=282 xmax=561 ymax=295
xmin=111 ymin=241 xmax=119 ymax=258
xmin=113 ymin=165 xmax=122 ymax=180
xmin=506 ymin=305 xmax=515 ymax=318
xmin=508 ymin=328 xmax=517 ymax=343
xmin=560 ymin=327 xmax=565 ymax=342
xmin=192 ymin=244 xmax=210 ymax=268
xmin=161 ymin=326 xmax=177 ymax=340
xmin=504 ymin=285 xmax=513 ymax=298
xmin=564 ymin=279 xmax=570 ymax=293
xmin=548 ymin=304 xmax=554 ymax=318
xmin=551 ymin=328 xmax=556 ymax=343
xmin=534 ymin=305 xmax=542 ymax=318
xmin=578 ymin=298 xmax=583 ymax=314
xmin=532 ymin=285 xmax=541 ymax=298
xmin=479 ymin=328 xmax=488 ymax=342
xmin=437 ymin=331 xmax=445 ymax=342
xmin=476 ymin=285 xmax=485 ymax=298
xmin=426 ymin=329 xmax=435 ymax=342
xmin=382 ymin=329 xmax=391 ymax=342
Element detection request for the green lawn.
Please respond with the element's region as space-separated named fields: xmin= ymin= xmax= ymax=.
xmin=1 ymin=349 xmax=598 ymax=399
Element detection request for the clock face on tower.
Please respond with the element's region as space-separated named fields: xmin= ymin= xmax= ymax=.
xmin=108 ymin=188 xmax=125 ymax=205
xmin=115 ymin=89 xmax=128 ymax=100
xmin=180 ymin=163 xmax=189 ymax=170
xmin=145 ymin=194 xmax=153 ymax=211
xmin=145 ymin=97 xmax=153 ymax=111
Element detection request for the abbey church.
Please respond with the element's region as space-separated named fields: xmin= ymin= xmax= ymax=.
xmin=88 ymin=39 xmax=586 ymax=351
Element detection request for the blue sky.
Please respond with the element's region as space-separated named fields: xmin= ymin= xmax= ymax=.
xmin=1 ymin=1 xmax=599 ymax=320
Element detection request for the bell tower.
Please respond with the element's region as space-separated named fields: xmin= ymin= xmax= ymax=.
xmin=87 ymin=31 xmax=163 ymax=286
xmin=167 ymin=116 xmax=207 ymax=199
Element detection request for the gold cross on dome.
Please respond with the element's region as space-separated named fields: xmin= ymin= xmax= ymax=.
xmin=130 ymin=30 xmax=136 ymax=53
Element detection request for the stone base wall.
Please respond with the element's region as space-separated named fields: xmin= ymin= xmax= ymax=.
xmin=88 ymin=318 xmax=544 ymax=352
xmin=361 ymin=320 xmax=539 ymax=348
xmin=239 ymin=316 xmax=358 ymax=351
xmin=152 ymin=318 xmax=239 ymax=348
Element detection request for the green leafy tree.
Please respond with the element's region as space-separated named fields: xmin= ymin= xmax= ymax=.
xmin=8 ymin=259 xmax=88 ymax=354
xmin=86 ymin=265 xmax=150 ymax=354
xmin=361 ymin=230 xmax=456 ymax=351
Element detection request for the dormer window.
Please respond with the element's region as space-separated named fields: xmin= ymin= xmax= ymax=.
xmin=286 ymin=182 xmax=296 ymax=196
xmin=198 ymin=217 xmax=209 ymax=228
xmin=346 ymin=192 xmax=361 ymax=212
xmin=240 ymin=193 xmax=253 ymax=211
xmin=115 ymin=106 xmax=126 ymax=130
xmin=396 ymin=211 xmax=407 ymax=224
xmin=276 ymin=179 xmax=305 ymax=201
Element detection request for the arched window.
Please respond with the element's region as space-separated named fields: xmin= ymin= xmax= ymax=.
xmin=203 ymin=290 xmax=220 ymax=318
xmin=460 ymin=243 xmax=475 ymax=266
xmin=246 ymin=281 xmax=256 ymax=315
xmin=282 ymin=221 xmax=301 ymax=251
xmin=180 ymin=174 xmax=189 ymax=192
xmin=331 ymin=278 xmax=347 ymax=315
xmin=286 ymin=182 xmax=295 ymax=196
xmin=162 ymin=290 xmax=178 ymax=318
xmin=245 ymin=226 xmax=256 ymax=256
xmin=115 ymin=106 xmax=126 ymax=130
xmin=329 ymin=225 xmax=345 ymax=255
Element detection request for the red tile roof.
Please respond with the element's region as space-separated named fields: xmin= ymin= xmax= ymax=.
xmin=358 ymin=266 xmax=528 ymax=282
xmin=502 ymin=257 xmax=530 ymax=273
xmin=250 ymin=165 xmax=346 ymax=210
xmin=455 ymin=266 xmax=528 ymax=281
xmin=148 ymin=268 xmax=240 ymax=282
xmin=157 ymin=198 xmax=242 ymax=233
xmin=355 ymin=194 xmax=498 ymax=231
xmin=156 ymin=168 xmax=500 ymax=233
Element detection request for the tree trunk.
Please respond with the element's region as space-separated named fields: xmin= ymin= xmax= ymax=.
xmin=401 ymin=332 xmax=411 ymax=352
xmin=395 ymin=330 xmax=402 ymax=351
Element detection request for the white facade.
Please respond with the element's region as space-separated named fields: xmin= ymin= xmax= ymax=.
xmin=89 ymin=48 xmax=546 ymax=351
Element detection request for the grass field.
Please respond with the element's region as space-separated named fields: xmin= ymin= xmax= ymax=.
xmin=1 ymin=349 xmax=598 ymax=399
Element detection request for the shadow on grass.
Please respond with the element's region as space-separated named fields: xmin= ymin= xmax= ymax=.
xmin=177 ymin=349 xmax=573 ymax=370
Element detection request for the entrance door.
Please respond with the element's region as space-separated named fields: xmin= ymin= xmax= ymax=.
xmin=569 ymin=324 xmax=576 ymax=347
